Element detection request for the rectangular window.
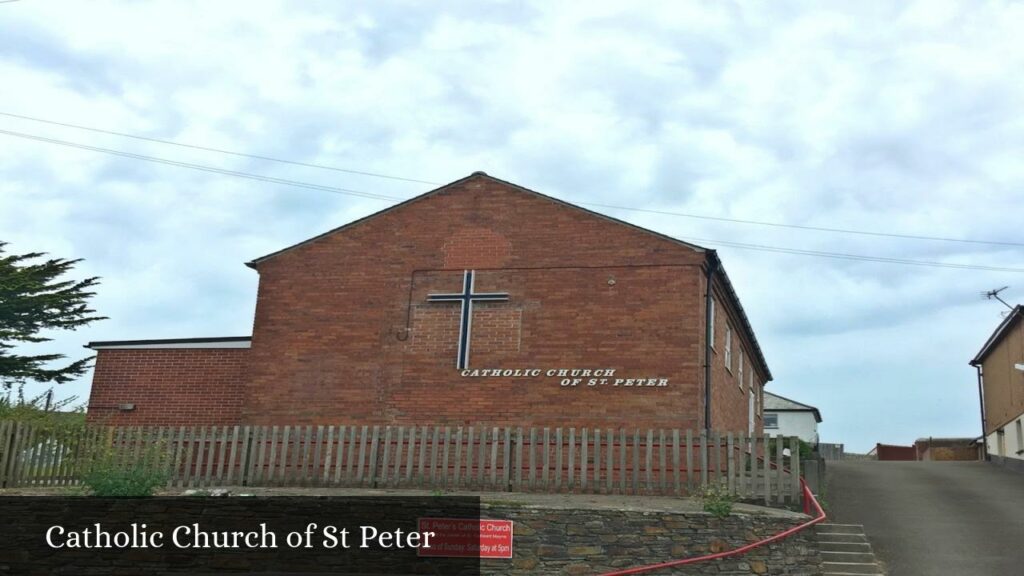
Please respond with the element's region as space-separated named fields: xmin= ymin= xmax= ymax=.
xmin=738 ymin=351 xmax=744 ymax=389
xmin=1016 ymin=420 xmax=1023 ymax=455
xmin=764 ymin=413 xmax=778 ymax=429
xmin=709 ymin=298 xmax=716 ymax=349
xmin=724 ymin=324 xmax=732 ymax=372
xmin=756 ymin=384 xmax=762 ymax=418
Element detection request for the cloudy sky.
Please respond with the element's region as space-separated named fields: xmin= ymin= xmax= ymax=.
xmin=2 ymin=1 xmax=1022 ymax=451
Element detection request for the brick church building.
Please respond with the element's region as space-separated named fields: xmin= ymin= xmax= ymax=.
xmin=86 ymin=173 xmax=771 ymax=434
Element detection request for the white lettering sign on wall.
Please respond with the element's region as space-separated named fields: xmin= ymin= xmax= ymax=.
xmin=459 ymin=368 xmax=668 ymax=388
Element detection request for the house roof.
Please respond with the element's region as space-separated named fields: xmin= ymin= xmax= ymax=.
xmin=764 ymin=391 xmax=822 ymax=422
xmin=970 ymin=305 xmax=1023 ymax=366
xmin=243 ymin=171 xmax=773 ymax=381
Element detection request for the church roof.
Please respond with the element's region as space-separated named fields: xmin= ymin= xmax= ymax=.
xmin=245 ymin=171 xmax=772 ymax=381
xmin=764 ymin=391 xmax=822 ymax=422
xmin=246 ymin=172 xmax=707 ymax=266
xmin=86 ymin=336 xmax=252 ymax=350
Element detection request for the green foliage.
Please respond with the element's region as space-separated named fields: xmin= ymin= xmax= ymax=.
xmin=699 ymin=479 xmax=737 ymax=518
xmin=0 ymin=388 xmax=85 ymax=426
xmin=766 ymin=437 xmax=814 ymax=462
xmin=80 ymin=432 xmax=172 ymax=497
xmin=0 ymin=241 xmax=106 ymax=391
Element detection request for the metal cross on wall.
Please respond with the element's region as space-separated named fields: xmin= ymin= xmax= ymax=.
xmin=427 ymin=270 xmax=509 ymax=370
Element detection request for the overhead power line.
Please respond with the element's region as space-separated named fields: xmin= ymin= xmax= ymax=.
xmin=0 ymin=111 xmax=439 ymax=186
xmin=0 ymin=129 xmax=401 ymax=202
xmin=1 ymin=127 xmax=1022 ymax=274
xmin=2 ymin=110 xmax=1022 ymax=248
xmin=677 ymin=236 xmax=1024 ymax=274
xmin=581 ymin=202 xmax=1024 ymax=248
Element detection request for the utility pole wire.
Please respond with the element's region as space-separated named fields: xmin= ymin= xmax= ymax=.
xmin=0 ymin=129 xmax=402 ymax=202
xmin=2 ymin=127 xmax=1023 ymax=274
xmin=582 ymin=202 xmax=1024 ymax=248
xmin=0 ymin=111 xmax=439 ymax=186
xmin=2 ymin=110 xmax=1022 ymax=248
xmin=679 ymin=237 xmax=1024 ymax=274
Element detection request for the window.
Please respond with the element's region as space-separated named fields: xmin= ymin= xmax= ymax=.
xmin=738 ymin=351 xmax=744 ymax=389
xmin=709 ymin=298 xmax=716 ymax=349
xmin=1016 ymin=420 xmax=1023 ymax=455
xmin=724 ymin=324 xmax=732 ymax=371
xmin=764 ymin=413 xmax=778 ymax=429
xmin=748 ymin=371 xmax=753 ymax=393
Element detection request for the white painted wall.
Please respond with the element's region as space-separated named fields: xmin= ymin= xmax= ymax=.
xmin=765 ymin=411 xmax=818 ymax=444
xmin=987 ymin=411 xmax=1024 ymax=461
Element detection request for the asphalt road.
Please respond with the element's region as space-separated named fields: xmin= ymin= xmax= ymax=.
xmin=827 ymin=460 xmax=1024 ymax=576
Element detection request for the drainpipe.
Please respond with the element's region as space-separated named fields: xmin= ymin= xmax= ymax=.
xmin=703 ymin=252 xmax=719 ymax=434
xmin=975 ymin=364 xmax=988 ymax=460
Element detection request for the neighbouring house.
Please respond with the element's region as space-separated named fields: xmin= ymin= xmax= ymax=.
xmin=913 ymin=437 xmax=982 ymax=461
xmin=85 ymin=172 xmax=772 ymax=434
xmin=970 ymin=305 xmax=1024 ymax=470
xmin=763 ymin=391 xmax=821 ymax=445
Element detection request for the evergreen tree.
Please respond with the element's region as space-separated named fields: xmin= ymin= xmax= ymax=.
xmin=0 ymin=241 xmax=106 ymax=392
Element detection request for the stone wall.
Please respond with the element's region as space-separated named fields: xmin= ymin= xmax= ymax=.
xmin=0 ymin=493 xmax=822 ymax=575
xmin=482 ymin=504 xmax=822 ymax=575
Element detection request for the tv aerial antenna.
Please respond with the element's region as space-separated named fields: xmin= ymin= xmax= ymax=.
xmin=982 ymin=286 xmax=1014 ymax=311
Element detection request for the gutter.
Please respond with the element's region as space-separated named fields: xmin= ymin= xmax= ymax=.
xmin=974 ymin=364 xmax=988 ymax=460
xmin=703 ymin=251 xmax=720 ymax=432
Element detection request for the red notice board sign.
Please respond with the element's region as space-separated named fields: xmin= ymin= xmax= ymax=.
xmin=417 ymin=518 xmax=513 ymax=559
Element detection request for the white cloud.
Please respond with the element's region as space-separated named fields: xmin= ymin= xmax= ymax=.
xmin=1 ymin=0 xmax=1022 ymax=450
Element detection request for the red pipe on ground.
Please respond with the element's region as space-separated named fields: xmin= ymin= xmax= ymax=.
xmin=597 ymin=471 xmax=827 ymax=575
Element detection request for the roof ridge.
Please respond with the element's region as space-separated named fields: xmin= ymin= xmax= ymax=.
xmin=764 ymin=390 xmax=817 ymax=409
xmin=245 ymin=172 xmax=708 ymax=267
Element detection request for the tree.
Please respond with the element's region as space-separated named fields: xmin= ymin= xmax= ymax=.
xmin=0 ymin=241 xmax=106 ymax=393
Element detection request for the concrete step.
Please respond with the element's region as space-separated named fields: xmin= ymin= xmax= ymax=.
xmin=822 ymin=551 xmax=877 ymax=563
xmin=816 ymin=523 xmax=866 ymax=534
xmin=816 ymin=524 xmax=884 ymax=574
xmin=823 ymin=561 xmax=884 ymax=574
xmin=817 ymin=533 xmax=869 ymax=543
xmin=819 ymin=541 xmax=873 ymax=553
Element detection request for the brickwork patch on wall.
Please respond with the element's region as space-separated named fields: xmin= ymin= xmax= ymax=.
xmin=410 ymin=303 xmax=523 ymax=362
xmin=443 ymin=227 xmax=512 ymax=269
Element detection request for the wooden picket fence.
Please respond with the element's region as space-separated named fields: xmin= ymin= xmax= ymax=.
xmin=0 ymin=421 xmax=803 ymax=505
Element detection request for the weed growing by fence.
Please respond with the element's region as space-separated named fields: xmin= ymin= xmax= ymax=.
xmin=80 ymin=431 xmax=173 ymax=496
xmin=699 ymin=479 xmax=738 ymax=518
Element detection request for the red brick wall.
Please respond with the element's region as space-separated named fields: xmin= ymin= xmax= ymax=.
xmin=86 ymin=174 xmax=770 ymax=433
xmin=707 ymin=274 xmax=768 ymax=436
xmin=242 ymin=175 xmax=756 ymax=431
xmin=86 ymin=348 xmax=248 ymax=426
xmin=876 ymin=444 xmax=917 ymax=461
